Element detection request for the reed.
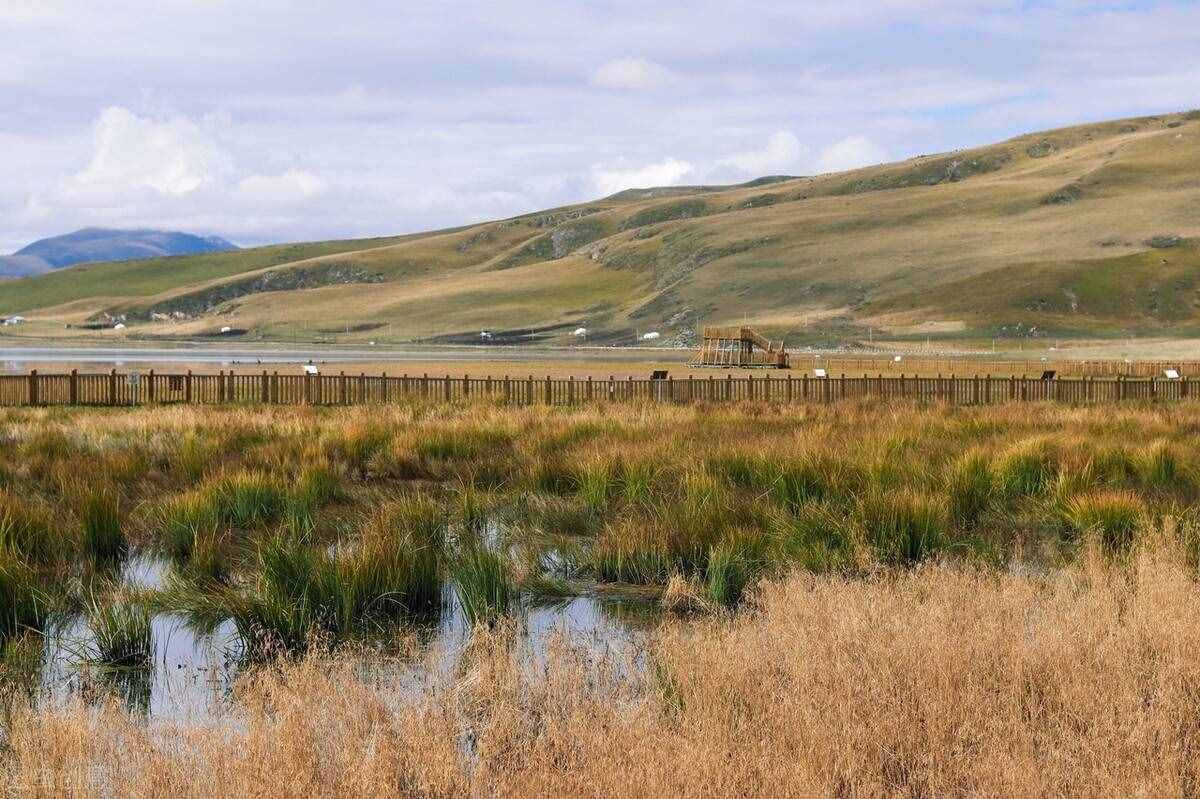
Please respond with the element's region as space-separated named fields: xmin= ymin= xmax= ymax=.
xmin=0 ymin=554 xmax=48 ymax=642
xmin=84 ymin=593 xmax=154 ymax=669
xmin=78 ymin=486 xmax=125 ymax=564
xmin=1063 ymin=490 xmax=1146 ymax=555
xmin=856 ymin=489 xmax=950 ymax=565
xmin=0 ymin=491 xmax=66 ymax=565
xmin=450 ymin=544 xmax=514 ymax=626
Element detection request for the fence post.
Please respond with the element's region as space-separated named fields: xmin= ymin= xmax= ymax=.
xmin=443 ymin=374 xmax=451 ymax=402
xmin=70 ymin=369 xmax=79 ymax=406
xmin=28 ymin=370 xmax=38 ymax=406
xmin=185 ymin=371 xmax=193 ymax=404
xmin=262 ymin=371 xmax=270 ymax=404
xmin=463 ymin=374 xmax=470 ymax=399
xmin=568 ymin=376 xmax=575 ymax=405
xmin=545 ymin=376 xmax=552 ymax=404
xmin=110 ymin=369 xmax=119 ymax=406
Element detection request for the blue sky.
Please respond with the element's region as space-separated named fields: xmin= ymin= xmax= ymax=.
xmin=1 ymin=0 xmax=1197 ymax=252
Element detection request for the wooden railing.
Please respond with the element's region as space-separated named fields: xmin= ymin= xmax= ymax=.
xmin=2 ymin=370 xmax=1199 ymax=408
xmin=785 ymin=356 xmax=1200 ymax=378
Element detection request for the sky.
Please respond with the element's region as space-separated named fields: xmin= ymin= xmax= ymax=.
xmin=1 ymin=0 xmax=1198 ymax=253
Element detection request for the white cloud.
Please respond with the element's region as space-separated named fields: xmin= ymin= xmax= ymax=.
xmin=235 ymin=169 xmax=327 ymax=207
xmin=590 ymin=157 xmax=695 ymax=195
xmin=815 ymin=136 xmax=889 ymax=173
xmin=591 ymin=57 xmax=672 ymax=90
xmin=67 ymin=107 xmax=234 ymax=198
xmin=718 ymin=130 xmax=808 ymax=176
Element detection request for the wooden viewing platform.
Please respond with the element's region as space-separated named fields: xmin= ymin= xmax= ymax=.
xmin=693 ymin=326 xmax=789 ymax=369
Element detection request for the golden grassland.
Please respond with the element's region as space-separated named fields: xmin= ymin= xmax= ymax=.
xmin=5 ymin=399 xmax=1200 ymax=794
xmin=3 ymin=110 xmax=1199 ymax=345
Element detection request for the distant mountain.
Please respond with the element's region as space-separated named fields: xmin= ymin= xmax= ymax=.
xmin=0 ymin=228 xmax=237 ymax=278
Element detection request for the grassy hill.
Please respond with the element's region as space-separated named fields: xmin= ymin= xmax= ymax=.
xmin=3 ymin=109 xmax=1199 ymax=346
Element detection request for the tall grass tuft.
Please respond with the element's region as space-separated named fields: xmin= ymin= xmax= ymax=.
xmin=209 ymin=471 xmax=287 ymax=529
xmin=176 ymin=432 xmax=219 ymax=482
xmin=85 ymin=594 xmax=154 ymax=669
xmin=946 ymin=451 xmax=994 ymax=527
xmin=994 ymin=438 xmax=1058 ymax=498
xmin=0 ymin=554 xmax=49 ymax=641
xmin=155 ymin=491 xmax=220 ymax=563
xmin=78 ymin=486 xmax=125 ymax=564
xmin=451 ymin=544 xmax=514 ymax=626
xmin=705 ymin=538 xmax=752 ymax=609
xmin=1062 ymin=491 xmax=1145 ymax=556
xmin=856 ymin=490 xmax=949 ymax=566
xmin=768 ymin=502 xmax=857 ymax=574
xmin=1136 ymin=441 xmax=1187 ymax=494
xmin=0 ymin=491 xmax=66 ymax=565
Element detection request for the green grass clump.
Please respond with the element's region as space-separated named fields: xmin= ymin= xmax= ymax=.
xmin=768 ymin=502 xmax=857 ymax=573
xmin=78 ymin=487 xmax=125 ymax=564
xmin=295 ymin=463 xmax=342 ymax=507
xmin=327 ymin=424 xmax=391 ymax=479
xmin=450 ymin=545 xmax=514 ymax=626
xmin=0 ymin=491 xmax=64 ymax=565
xmin=208 ymin=471 xmax=287 ymax=529
xmin=175 ymin=432 xmax=220 ymax=482
xmin=946 ymin=452 xmax=994 ymax=527
xmin=590 ymin=519 xmax=672 ymax=584
xmin=0 ymin=555 xmax=49 ymax=641
xmin=995 ymin=439 xmax=1058 ymax=498
xmin=417 ymin=427 xmax=510 ymax=463
xmin=86 ymin=594 xmax=154 ymax=669
xmin=705 ymin=538 xmax=752 ymax=608
xmin=1135 ymin=441 xmax=1188 ymax=494
xmin=1062 ymin=491 xmax=1145 ymax=555
xmin=168 ymin=497 xmax=449 ymax=654
xmin=1091 ymin=447 xmax=1139 ymax=488
xmin=573 ymin=458 xmax=620 ymax=512
xmin=617 ymin=460 xmax=663 ymax=509
xmin=857 ymin=490 xmax=949 ymax=566
xmin=155 ymin=491 xmax=221 ymax=563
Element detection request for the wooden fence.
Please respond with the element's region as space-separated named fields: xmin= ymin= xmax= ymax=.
xmin=2 ymin=370 xmax=1200 ymax=408
xmin=786 ymin=356 xmax=1200 ymax=378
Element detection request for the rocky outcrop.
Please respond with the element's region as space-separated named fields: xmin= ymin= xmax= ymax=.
xmin=119 ymin=263 xmax=384 ymax=321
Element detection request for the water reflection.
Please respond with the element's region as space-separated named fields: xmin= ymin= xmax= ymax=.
xmin=35 ymin=551 xmax=660 ymax=722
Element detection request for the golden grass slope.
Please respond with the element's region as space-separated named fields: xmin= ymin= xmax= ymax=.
xmin=4 ymin=110 xmax=1199 ymax=344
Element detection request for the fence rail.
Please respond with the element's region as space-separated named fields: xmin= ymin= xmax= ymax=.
xmin=784 ymin=356 xmax=1200 ymax=378
xmin=2 ymin=369 xmax=1199 ymax=408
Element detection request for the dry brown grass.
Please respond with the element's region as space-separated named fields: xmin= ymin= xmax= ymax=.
xmin=9 ymin=547 xmax=1200 ymax=796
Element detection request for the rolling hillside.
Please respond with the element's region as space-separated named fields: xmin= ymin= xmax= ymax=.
xmin=3 ymin=110 xmax=1199 ymax=346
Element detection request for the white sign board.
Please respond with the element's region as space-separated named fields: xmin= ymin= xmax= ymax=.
xmin=126 ymin=372 xmax=140 ymax=387
xmin=303 ymin=364 xmax=320 ymax=376
xmin=1165 ymin=369 xmax=1181 ymax=380
xmin=813 ymin=368 xmax=827 ymax=378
